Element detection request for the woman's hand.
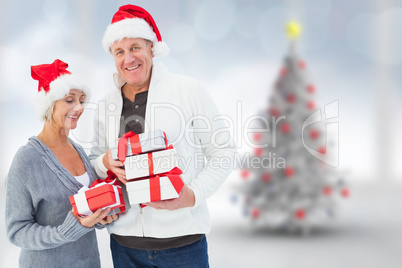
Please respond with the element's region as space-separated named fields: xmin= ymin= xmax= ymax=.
xmin=103 ymin=150 xmax=127 ymax=184
xmin=73 ymin=208 xmax=118 ymax=228
xmin=98 ymin=214 xmax=118 ymax=225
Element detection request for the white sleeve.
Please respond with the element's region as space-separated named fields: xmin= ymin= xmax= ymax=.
xmin=187 ymin=83 xmax=237 ymax=208
xmin=88 ymin=100 xmax=109 ymax=179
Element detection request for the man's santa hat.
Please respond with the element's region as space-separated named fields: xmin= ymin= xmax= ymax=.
xmin=31 ymin=59 xmax=90 ymax=121
xmin=102 ymin=4 xmax=169 ymax=57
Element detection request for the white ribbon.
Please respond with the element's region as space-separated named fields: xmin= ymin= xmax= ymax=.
xmin=74 ymin=191 xmax=93 ymax=216
xmin=103 ymin=185 xmax=121 ymax=210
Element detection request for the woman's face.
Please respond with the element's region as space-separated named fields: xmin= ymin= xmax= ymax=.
xmin=52 ymin=89 xmax=86 ymax=130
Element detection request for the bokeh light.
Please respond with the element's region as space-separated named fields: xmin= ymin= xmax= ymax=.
xmin=194 ymin=0 xmax=237 ymax=41
xmin=167 ymin=23 xmax=197 ymax=53
xmin=235 ymin=6 xmax=262 ymax=39
xmin=347 ymin=8 xmax=402 ymax=65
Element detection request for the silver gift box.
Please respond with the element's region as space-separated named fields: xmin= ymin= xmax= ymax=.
xmin=111 ymin=129 xmax=169 ymax=160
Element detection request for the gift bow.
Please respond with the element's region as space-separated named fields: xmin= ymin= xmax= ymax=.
xmin=90 ymin=170 xmax=120 ymax=188
xmin=117 ymin=131 xmax=169 ymax=164
xmin=140 ymin=167 xmax=184 ymax=208
xmin=118 ymin=131 xmax=141 ymax=164
xmin=74 ymin=171 xmax=122 ymax=216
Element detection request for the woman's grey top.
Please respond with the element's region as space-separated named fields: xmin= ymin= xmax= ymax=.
xmin=5 ymin=136 xmax=102 ymax=268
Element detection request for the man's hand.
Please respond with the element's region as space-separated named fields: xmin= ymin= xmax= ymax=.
xmin=144 ymin=184 xmax=195 ymax=210
xmin=103 ymin=150 xmax=127 ymax=184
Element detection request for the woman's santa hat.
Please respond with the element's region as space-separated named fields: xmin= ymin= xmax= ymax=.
xmin=102 ymin=4 xmax=170 ymax=57
xmin=31 ymin=59 xmax=90 ymax=121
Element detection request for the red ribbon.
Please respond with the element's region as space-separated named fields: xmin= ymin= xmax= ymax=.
xmin=149 ymin=168 xmax=184 ymax=202
xmin=149 ymin=176 xmax=161 ymax=202
xmin=90 ymin=170 xmax=120 ymax=188
xmin=163 ymin=131 xmax=168 ymax=148
xmin=140 ymin=167 xmax=184 ymax=206
xmin=166 ymin=144 xmax=174 ymax=150
xmin=148 ymin=153 xmax=154 ymax=176
xmin=117 ymin=131 xmax=142 ymax=164
xmin=145 ymin=145 xmax=174 ymax=177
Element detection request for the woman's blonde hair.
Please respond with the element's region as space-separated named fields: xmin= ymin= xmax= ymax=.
xmin=43 ymin=102 xmax=56 ymax=122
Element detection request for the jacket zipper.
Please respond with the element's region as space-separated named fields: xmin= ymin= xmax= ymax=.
xmin=139 ymin=205 xmax=145 ymax=236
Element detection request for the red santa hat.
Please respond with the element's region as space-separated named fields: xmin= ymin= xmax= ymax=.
xmin=31 ymin=59 xmax=90 ymax=121
xmin=102 ymin=4 xmax=170 ymax=57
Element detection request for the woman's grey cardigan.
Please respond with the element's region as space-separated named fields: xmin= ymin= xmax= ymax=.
xmin=5 ymin=137 xmax=102 ymax=268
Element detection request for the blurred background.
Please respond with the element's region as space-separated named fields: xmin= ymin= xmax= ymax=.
xmin=1 ymin=0 xmax=401 ymax=267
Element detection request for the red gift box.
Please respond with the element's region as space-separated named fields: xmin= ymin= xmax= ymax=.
xmin=69 ymin=172 xmax=125 ymax=216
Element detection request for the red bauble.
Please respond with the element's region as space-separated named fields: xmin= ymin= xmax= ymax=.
xmin=251 ymin=208 xmax=260 ymax=219
xmin=262 ymin=172 xmax=271 ymax=182
xmin=241 ymin=169 xmax=250 ymax=179
xmin=307 ymin=84 xmax=315 ymax=93
xmin=299 ymin=60 xmax=306 ymax=69
xmin=253 ymin=132 xmax=262 ymax=141
xmin=280 ymin=67 xmax=287 ymax=76
xmin=310 ymin=129 xmax=319 ymax=139
xmin=254 ymin=148 xmax=263 ymax=157
xmin=323 ymin=186 xmax=332 ymax=196
xmin=295 ymin=209 xmax=306 ymax=220
xmin=318 ymin=146 xmax=326 ymax=154
xmin=284 ymin=167 xmax=294 ymax=177
xmin=341 ymin=188 xmax=350 ymax=198
xmin=281 ymin=123 xmax=291 ymax=133
xmin=269 ymin=107 xmax=280 ymax=117
xmin=307 ymin=100 xmax=315 ymax=110
xmin=287 ymin=94 xmax=296 ymax=103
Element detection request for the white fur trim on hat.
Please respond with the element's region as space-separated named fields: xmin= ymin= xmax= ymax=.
xmin=102 ymin=18 xmax=170 ymax=57
xmin=34 ymin=74 xmax=90 ymax=121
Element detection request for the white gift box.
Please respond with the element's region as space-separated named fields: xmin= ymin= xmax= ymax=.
xmin=111 ymin=129 xmax=169 ymax=160
xmin=126 ymin=175 xmax=183 ymax=204
xmin=125 ymin=147 xmax=178 ymax=180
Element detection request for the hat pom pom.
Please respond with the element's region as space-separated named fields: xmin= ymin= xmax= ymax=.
xmin=152 ymin=41 xmax=170 ymax=58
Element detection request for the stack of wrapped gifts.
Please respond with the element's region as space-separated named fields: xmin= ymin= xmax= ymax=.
xmin=112 ymin=130 xmax=184 ymax=205
xmin=69 ymin=171 xmax=126 ymax=216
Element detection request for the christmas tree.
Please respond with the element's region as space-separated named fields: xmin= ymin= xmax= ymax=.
xmin=235 ymin=22 xmax=349 ymax=234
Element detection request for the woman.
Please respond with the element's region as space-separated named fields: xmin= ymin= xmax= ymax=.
xmin=5 ymin=59 xmax=117 ymax=267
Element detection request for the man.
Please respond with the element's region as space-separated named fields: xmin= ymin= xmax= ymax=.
xmin=89 ymin=5 xmax=236 ymax=267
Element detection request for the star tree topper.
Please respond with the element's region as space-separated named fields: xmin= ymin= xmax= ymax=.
xmin=286 ymin=21 xmax=302 ymax=39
